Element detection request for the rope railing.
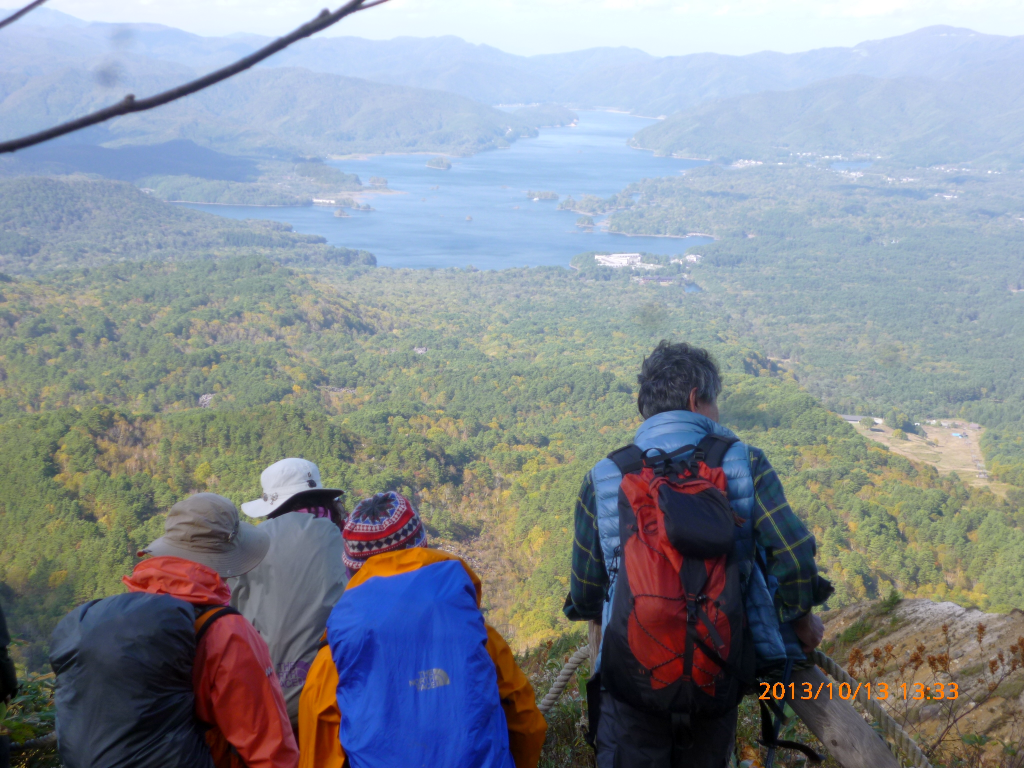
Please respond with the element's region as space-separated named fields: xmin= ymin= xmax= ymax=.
xmin=539 ymin=645 xmax=934 ymax=768
xmin=538 ymin=644 xmax=592 ymax=714
xmin=11 ymin=730 xmax=56 ymax=752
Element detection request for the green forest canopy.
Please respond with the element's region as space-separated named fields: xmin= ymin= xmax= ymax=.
xmin=570 ymin=163 xmax=1024 ymax=429
xmin=0 ymin=177 xmax=375 ymax=274
xmin=630 ymin=75 xmax=1024 ymax=169
xmin=0 ymin=67 xmax=543 ymax=159
xmin=0 ymin=235 xmax=1022 ymax=667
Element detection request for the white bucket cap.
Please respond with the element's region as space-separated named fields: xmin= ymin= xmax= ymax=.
xmin=241 ymin=458 xmax=343 ymax=519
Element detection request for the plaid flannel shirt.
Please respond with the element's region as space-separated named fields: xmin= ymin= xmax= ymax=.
xmin=564 ymin=446 xmax=822 ymax=624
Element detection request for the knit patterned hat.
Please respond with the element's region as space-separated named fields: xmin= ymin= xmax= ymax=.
xmin=343 ymin=492 xmax=426 ymax=573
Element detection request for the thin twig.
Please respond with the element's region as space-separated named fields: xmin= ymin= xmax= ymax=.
xmin=0 ymin=0 xmax=48 ymax=31
xmin=0 ymin=0 xmax=392 ymax=154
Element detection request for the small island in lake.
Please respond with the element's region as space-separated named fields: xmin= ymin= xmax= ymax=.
xmin=528 ymin=190 xmax=558 ymax=200
xmin=576 ymin=215 xmax=594 ymax=228
xmin=336 ymin=197 xmax=374 ymax=211
xmin=427 ymin=157 xmax=452 ymax=170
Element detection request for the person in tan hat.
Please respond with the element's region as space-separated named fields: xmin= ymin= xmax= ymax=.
xmin=230 ymin=459 xmax=348 ymax=727
xmin=142 ymin=492 xmax=271 ymax=576
xmin=125 ymin=493 xmax=299 ymax=768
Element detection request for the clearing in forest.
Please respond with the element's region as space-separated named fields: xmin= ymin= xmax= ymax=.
xmin=851 ymin=420 xmax=1012 ymax=495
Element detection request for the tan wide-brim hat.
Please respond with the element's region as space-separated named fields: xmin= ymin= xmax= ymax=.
xmin=141 ymin=493 xmax=270 ymax=579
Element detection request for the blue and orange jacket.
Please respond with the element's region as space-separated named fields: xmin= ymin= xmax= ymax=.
xmin=297 ymin=548 xmax=547 ymax=768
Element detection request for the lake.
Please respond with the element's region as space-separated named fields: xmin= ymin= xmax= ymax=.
xmin=184 ymin=111 xmax=713 ymax=270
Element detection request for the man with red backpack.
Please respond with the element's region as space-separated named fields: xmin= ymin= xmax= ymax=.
xmin=564 ymin=342 xmax=832 ymax=768
xmin=50 ymin=493 xmax=299 ymax=768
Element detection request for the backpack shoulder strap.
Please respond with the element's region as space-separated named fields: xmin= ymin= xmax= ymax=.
xmin=607 ymin=444 xmax=644 ymax=475
xmin=193 ymin=605 xmax=241 ymax=646
xmin=694 ymin=434 xmax=739 ymax=468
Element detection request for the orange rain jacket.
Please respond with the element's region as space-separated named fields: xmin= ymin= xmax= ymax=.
xmin=123 ymin=557 xmax=299 ymax=768
xmin=297 ymin=548 xmax=547 ymax=768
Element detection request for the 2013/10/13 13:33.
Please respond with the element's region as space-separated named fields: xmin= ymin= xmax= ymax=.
xmin=760 ymin=681 xmax=959 ymax=701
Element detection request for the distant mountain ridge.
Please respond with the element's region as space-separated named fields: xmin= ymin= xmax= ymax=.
xmin=631 ymin=59 xmax=1024 ymax=168
xmin=0 ymin=61 xmax=540 ymax=158
xmin=3 ymin=10 xmax=1024 ymax=166
xmin=92 ymin=68 xmax=539 ymax=157
xmin=3 ymin=10 xmax=1023 ymax=114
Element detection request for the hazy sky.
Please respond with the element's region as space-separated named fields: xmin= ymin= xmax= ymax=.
xmin=38 ymin=0 xmax=1024 ymax=56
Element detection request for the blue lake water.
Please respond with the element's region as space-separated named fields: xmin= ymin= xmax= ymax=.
xmin=183 ymin=111 xmax=713 ymax=270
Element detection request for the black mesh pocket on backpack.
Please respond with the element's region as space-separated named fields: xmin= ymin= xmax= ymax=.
xmin=659 ymin=483 xmax=735 ymax=558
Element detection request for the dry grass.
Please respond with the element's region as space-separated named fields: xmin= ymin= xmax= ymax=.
xmin=853 ymin=421 xmax=1013 ymax=496
xmin=823 ymin=597 xmax=1024 ymax=766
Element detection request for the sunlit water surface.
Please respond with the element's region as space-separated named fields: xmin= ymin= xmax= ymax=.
xmin=183 ymin=111 xmax=712 ymax=269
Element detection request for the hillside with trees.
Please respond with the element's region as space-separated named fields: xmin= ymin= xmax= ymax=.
xmin=5 ymin=11 xmax=1024 ymax=768
xmin=0 ymin=67 xmax=540 ymax=158
xmin=630 ymin=72 xmax=1024 ymax=168
xmin=0 ymin=177 xmax=374 ymax=272
xmin=0 ymin=236 xmax=1022 ymax=675
xmin=567 ymin=162 xmax=1024 ymax=500
xmin=566 ymin=164 xmax=1024 ymax=418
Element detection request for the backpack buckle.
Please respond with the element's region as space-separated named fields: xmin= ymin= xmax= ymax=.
xmin=654 ymin=459 xmax=677 ymax=478
xmin=641 ymin=448 xmax=672 ymax=477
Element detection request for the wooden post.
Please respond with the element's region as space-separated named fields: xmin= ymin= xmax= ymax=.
xmin=588 ymin=619 xmax=602 ymax=662
xmin=781 ymin=666 xmax=901 ymax=768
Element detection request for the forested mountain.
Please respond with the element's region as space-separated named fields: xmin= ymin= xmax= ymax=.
xmin=630 ymin=70 xmax=1024 ymax=167
xmin=1 ymin=246 xmax=1023 ymax=676
xmin=0 ymin=64 xmax=539 ymax=157
xmin=568 ymin=161 xmax=1024 ymax=500
xmin=3 ymin=18 xmax=1024 ymax=752
xmin=0 ymin=176 xmax=1019 ymax=766
xmin=0 ymin=7 xmax=261 ymax=74
xmin=4 ymin=11 xmax=1024 ymax=115
xmin=5 ymin=10 xmax=1024 ymax=174
xmin=0 ymin=177 xmax=374 ymax=272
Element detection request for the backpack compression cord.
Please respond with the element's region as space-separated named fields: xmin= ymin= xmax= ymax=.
xmin=600 ymin=435 xmax=820 ymax=765
xmin=601 ymin=435 xmax=754 ymax=717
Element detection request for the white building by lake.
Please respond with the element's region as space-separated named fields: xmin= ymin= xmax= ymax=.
xmin=595 ymin=253 xmax=660 ymax=270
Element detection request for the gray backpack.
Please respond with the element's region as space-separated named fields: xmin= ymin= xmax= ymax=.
xmin=50 ymin=592 xmax=236 ymax=768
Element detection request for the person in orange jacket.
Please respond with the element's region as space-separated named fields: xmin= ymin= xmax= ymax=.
xmin=298 ymin=492 xmax=547 ymax=768
xmin=126 ymin=493 xmax=299 ymax=768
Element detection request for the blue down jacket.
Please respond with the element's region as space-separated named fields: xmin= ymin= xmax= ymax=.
xmin=592 ymin=410 xmax=802 ymax=672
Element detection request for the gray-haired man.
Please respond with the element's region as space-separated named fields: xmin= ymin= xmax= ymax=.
xmin=565 ymin=341 xmax=831 ymax=767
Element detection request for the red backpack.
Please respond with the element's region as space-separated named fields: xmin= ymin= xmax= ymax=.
xmin=600 ymin=434 xmax=755 ymax=717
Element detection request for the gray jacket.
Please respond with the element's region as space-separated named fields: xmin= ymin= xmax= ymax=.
xmin=229 ymin=513 xmax=348 ymax=724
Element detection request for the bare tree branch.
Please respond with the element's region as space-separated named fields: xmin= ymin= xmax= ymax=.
xmin=0 ymin=0 xmax=392 ymax=154
xmin=0 ymin=0 xmax=49 ymax=31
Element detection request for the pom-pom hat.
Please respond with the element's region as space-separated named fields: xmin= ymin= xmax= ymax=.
xmin=342 ymin=492 xmax=426 ymax=572
xmin=242 ymin=458 xmax=344 ymax=519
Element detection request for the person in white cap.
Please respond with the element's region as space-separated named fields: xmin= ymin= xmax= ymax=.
xmin=229 ymin=458 xmax=349 ymax=729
